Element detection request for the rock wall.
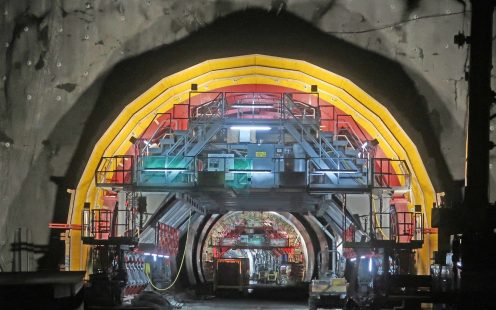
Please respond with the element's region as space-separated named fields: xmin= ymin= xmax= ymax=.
xmin=0 ymin=0 xmax=483 ymax=270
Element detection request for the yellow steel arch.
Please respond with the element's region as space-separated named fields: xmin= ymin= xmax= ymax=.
xmin=67 ymin=55 xmax=436 ymax=274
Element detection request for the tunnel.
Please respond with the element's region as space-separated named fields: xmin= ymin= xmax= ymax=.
xmin=3 ymin=2 xmax=496 ymax=310
xmin=63 ymin=51 xmax=436 ymax=308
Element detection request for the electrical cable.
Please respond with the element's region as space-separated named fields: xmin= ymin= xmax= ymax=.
xmin=326 ymin=10 xmax=468 ymax=35
xmin=145 ymin=210 xmax=192 ymax=291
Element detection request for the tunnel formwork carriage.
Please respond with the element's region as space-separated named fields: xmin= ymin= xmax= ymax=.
xmin=59 ymin=55 xmax=436 ymax=307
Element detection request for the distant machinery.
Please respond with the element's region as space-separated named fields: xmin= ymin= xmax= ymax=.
xmin=205 ymin=211 xmax=306 ymax=290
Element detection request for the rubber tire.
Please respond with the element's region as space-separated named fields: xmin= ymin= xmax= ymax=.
xmin=345 ymin=299 xmax=360 ymax=310
xmin=308 ymin=296 xmax=318 ymax=310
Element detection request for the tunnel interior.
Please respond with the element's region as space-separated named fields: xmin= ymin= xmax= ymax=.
xmin=4 ymin=6 xmax=477 ymax=310
xmin=200 ymin=211 xmax=310 ymax=287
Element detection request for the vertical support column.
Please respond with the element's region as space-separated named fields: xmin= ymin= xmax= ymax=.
xmin=465 ymin=0 xmax=494 ymax=209
xmin=117 ymin=192 xmax=127 ymax=237
xmin=369 ymin=192 xmax=374 ymax=238
xmin=460 ymin=1 xmax=496 ymax=308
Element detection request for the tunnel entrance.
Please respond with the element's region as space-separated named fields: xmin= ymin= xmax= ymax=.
xmin=59 ymin=54 xmax=436 ymax=308
xmin=202 ymin=212 xmax=308 ymax=290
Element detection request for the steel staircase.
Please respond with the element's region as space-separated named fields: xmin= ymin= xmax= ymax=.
xmin=281 ymin=94 xmax=368 ymax=187
xmin=95 ymin=91 xmax=409 ymax=194
xmin=137 ymin=96 xmax=225 ymax=186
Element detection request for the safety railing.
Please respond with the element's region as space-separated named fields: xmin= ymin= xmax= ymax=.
xmin=136 ymin=155 xmax=196 ymax=187
xmin=306 ymin=157 xmax=369 ymax=188
xmin=343 ymin=214 xmax=370 ymax=244
xmin=289 ymin=92 xmax=319 ymax=108
xmin=133 ymin=92 xmax=369 ymax=157
xmin=82 ymin=208 xmax=138 ymax=243
xmin=373 ymin=211 xmax=392 ymax=240
xmin=135 ymin=113 xmax=176 ymax=156
xmin=281 ymin=99 xmax=341 ymax=169
xmin=224 ymin=92 xmax=282 ymax=120
xmin=163 ymin=92 xmax=226 ymax=163
xmin=335 ymin=114 xmax=369 ymax=147
xmin=191 ymin=92 xmax=224 ymax=119
xmin=319 ymin=105 xmax=336 ymax=132
xmin=372 ymin=210 xmax=423 ymax=244
xmin=95 ymin=155 xmax=133 ymax=187
xmin=198 ymin=155 xmax=284 ymax=189
xmin=134 ymin=92 xmax=223 ymax=155
xmin=140 ymin=113 xmax=173 ymax=140
xmin=390 ymin=211 xmax=424 ymax=243
xmin=82 ymin=208 xmax=111 ymax=240
xmin=372 ymin=158 xmax=411 ymax=189
xmin=317 ymin=105 xmax=372 ymax=157
xmin=344 ymin=211 xmax=424 ymax=245
xmin=282 ymin=93 xmax=319 ymax=121
xmin=189 ymin=91 xmax=223 ymax=104
xmin=94 ymin=154 xmax=411 ymax=192
xmin=189 ymin=91 xmax=320 ymax=121
xmin=209 ymin=236 xmax=292 ymax=248
xmin=136 ymin=155 xmax=370 ymax=188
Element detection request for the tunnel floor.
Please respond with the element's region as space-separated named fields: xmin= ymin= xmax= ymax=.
xmin=182 ymin=298 xmax=308 ymax=310
xmin=180 ymin=286 xmax=308 ymax=310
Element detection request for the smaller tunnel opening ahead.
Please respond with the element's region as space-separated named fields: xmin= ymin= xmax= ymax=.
xmin=200 ymin=211 xmax=309 ymax=290
xmin=183 ymin=210 xmax=331 ymax=300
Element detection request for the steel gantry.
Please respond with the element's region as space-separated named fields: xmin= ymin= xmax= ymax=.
xmin=95 ymin=91 xmax=410 ymax=198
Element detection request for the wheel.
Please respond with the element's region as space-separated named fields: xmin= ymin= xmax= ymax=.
xmin=345 ymin=298 xmax=360 ymax=310
xmin=308 ymin=296 xmax=318 ymax=310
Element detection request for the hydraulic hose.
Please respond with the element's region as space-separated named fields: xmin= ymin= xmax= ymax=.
xmin=145 ymin=210 xmax=192 ymax=291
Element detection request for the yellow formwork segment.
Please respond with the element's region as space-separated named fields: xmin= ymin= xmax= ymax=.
xmin=68 ymin=55 xmax=436 ymax=275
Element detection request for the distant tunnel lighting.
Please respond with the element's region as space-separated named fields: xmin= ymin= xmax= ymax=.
xmin=231 ymin=104 xmax=274 ymax=109
xmin=230 ymin=126 xmax=271 ymax=131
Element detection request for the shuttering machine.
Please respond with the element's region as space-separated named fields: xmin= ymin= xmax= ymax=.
xmin=55 ymin=90 xmax=427 ymax=306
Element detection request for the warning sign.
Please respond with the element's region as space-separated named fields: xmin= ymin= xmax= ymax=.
xmin=255 ymin=151 xmax=267 ymax=158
